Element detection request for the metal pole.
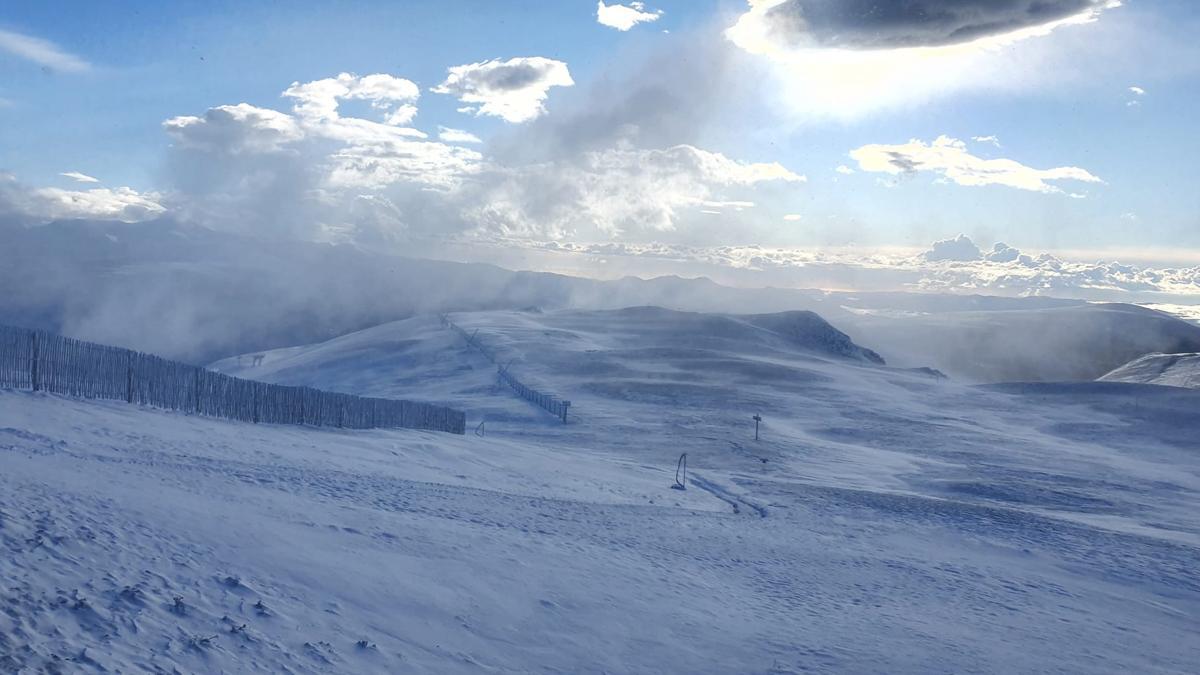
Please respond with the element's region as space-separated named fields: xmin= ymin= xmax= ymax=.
xmin=753 ymin=414 xmax=762 ymax=441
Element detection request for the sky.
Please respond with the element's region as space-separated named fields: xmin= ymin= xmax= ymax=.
xmin=1 ymin=1 xmax=1199 ymax=277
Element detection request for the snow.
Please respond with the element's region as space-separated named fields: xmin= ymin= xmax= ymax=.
xmin=1100 ymin=352 xmax=1200 ymax=389
xmin=4 ymin=306 xmax=1200 ymax=673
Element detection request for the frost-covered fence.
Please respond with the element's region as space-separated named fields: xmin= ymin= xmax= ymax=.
xmin=441 ymin=315 xmax=571 ymax=423
xmin=0 ymin=324 xmax=466 ymax=435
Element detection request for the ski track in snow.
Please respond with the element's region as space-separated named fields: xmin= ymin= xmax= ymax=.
xmin=3 ymin=309 xmax=1200 ymax=673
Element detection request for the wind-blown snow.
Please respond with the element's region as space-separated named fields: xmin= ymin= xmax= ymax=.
xmin=5 ymin=306 xmax=1199 ymax=672
xmin=1100 ymin=352 xmax=1200 ymax=389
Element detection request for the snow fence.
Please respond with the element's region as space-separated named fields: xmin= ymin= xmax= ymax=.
xmin=442 ymin=315 xmax=571 ymax=423
xmin=0 ymin=324 xmax=466 ymax=434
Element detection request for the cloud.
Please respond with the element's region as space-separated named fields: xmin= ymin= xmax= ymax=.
xmin=60 ymin=171 xmax=100 ymax=184
xmin=834 ymin=164 xmax=854 ymax=175
xmin=985 ymin=242 xmax=1022 ymax=263
xmin=165 ymin=103 xmax=304 ymax=154
xmin=462 ymin=144 xmax=804 ymax=238
xmin=971 ymin=135 xmax=1002 ymax=147
xmin=726 ymin=1 xmax=1120 ymax=119
xmin=596 ymin=2 xmax=664 ymax=31
xmin=1 ymin=174 xmax=163 ymax=222
xmin=729 ymin=0 xmax=1114 ymax=51
xmin=702 ymin=200 xmax=755 ymax=211
xmin=158 ymin=73 xmax=486 ymax=240
xmin=438 ymin=126 xmax=482 ymax=144
xmin=167 ymin=74 xmax=481 ymax=193
xmin=850 ymin=135 xmax=1101 ymax=194
xmin=1125 ymin=84 xmax=1146 ymax=107
xmin=783 ymin=214 xmax=802 ymax=221
xmin=0 ymin=27 xmax=91 ymax=72
xmin=283 ymin=72 xmax=420 ymax=126
xmin=923 ymin=234 xmax=982 ymax=262
xmin=432 ymin=57 xmax=574 ymax=123
xmin=30 ymin=187 xmax=165 ymax=222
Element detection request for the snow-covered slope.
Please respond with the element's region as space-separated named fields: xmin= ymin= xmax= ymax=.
xmin=5 ymin=307 xmax=1200 ymax=672
xmin=1099 ymin=352 xmax=1200 ymax=389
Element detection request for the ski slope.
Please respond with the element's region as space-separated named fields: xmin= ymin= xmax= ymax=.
xmin=4 ymin=307 xmax=1200 ymax=673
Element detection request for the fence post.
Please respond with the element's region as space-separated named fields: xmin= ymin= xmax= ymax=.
xmin=126 ymin=351 xmax=134 ymax=403
xmin=30 ymin=331 xmax=39 ymax=391
xmin=561 ymin=400 xmax=570 ymax=424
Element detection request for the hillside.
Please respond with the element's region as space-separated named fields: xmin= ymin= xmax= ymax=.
xmin=1100 ymin=352 xmax=1200 ymax=389
xmin=5 ymin=306 xmax=1200 ymax=672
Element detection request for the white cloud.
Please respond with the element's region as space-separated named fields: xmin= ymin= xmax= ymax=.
xmin=1125 ymin=85 xmax=1146 ymax=107
xmin=596 ymin=2 xmax=664 ymax=31
xmin=0 ymin=27 xmax=90 ymax=72
xmin=971 ymin=135 xmax=1002 ymax=147
xmin=783 ymin=213 xmax=803 ymax=221
xmin=834 ymin=164 xmax=854 ymax=175
xmin=164 ymin=103 xmax=304 ymax=154
xmin=923 ymin=234 xmax=982 ymax=261
xmin=438 ymin=126 xmax=482 ymax=144
xmin=166 ymin=75 xmax=482 ymax=194
xmin=701 ymin=200 xmax=755 ymax=211
xmin=284 ymin=72 xmax=420 ymax=125
xmin=464 ymin=144 xmax=804 ymax=238
xmin=12 ymin=184 xmax=164 ymax=223
xmin=850 ymin=135 xmax=1101 ymax=194
xmin=432 ymin=57 xmax=574 ymax=123
xmin=60 ymin=171 xmax=99 ymax=184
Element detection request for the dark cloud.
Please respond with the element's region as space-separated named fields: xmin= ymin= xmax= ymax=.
xmin=760 ymin=0 xmax=1107 ymax=50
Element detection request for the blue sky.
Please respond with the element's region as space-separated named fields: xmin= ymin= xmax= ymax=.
xmin=1 ymin=0 xmax=1198 ymax=257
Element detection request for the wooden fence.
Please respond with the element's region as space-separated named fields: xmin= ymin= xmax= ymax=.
xmin=0 ymin=324 xmax=466 ymax=435
xmin=442 ymin=315 xmax=571 ymax=423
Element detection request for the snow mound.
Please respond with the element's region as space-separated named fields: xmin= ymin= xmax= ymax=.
xmin=744 ymin=310 xmax=884 ymax=363
xmin=1099 ymin=352 xmax=1200 ymax=389
xmin=579 ymin=306 xmax=883 ymax=363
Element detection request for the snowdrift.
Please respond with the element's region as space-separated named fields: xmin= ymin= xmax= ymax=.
xmin=1100 ymin=352 xmax=1200 ymax=389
